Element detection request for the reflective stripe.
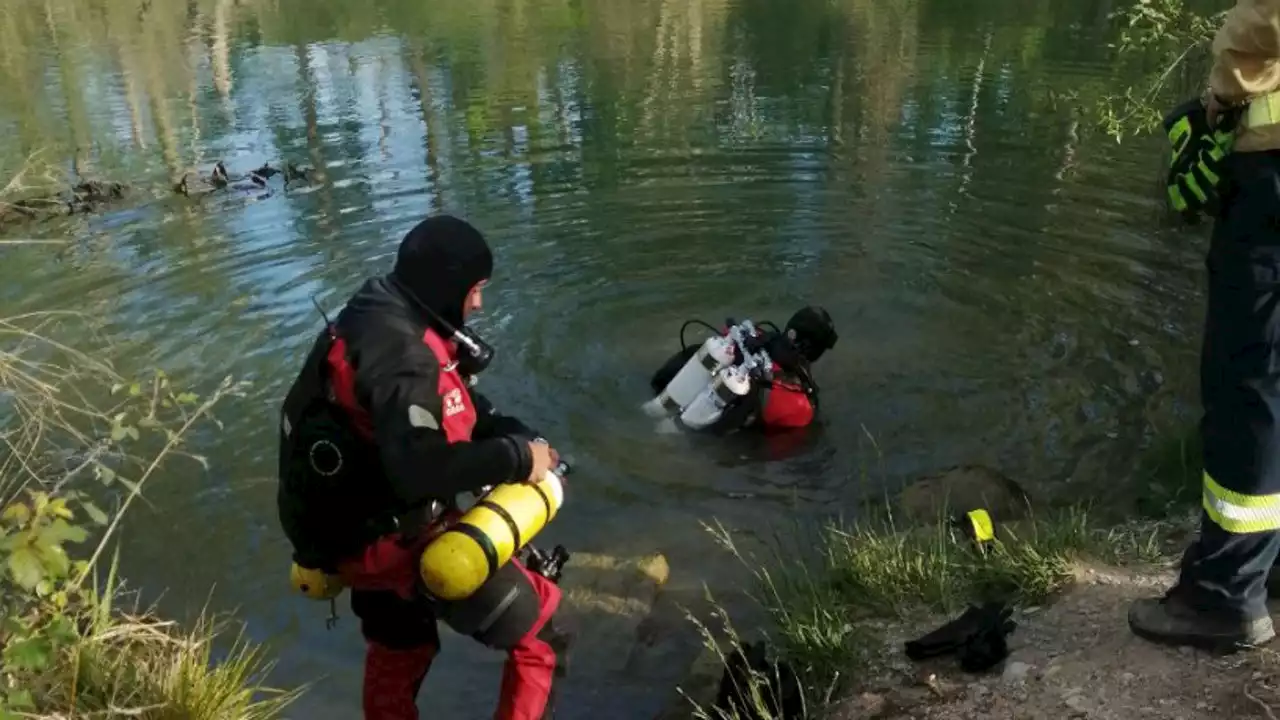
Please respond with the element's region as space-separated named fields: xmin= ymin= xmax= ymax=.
xmin=1198 ymin=160 xmax=1220 ymax=186
xmin=1246 ymin=91 xmax=1280 ymax=131
xmin=1183 ymin=171 xmax=1207 ymax=202
xmin=1202 ymin=471 xmax=1280 ymax=533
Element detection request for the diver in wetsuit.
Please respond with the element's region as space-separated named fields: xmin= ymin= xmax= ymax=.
xmin=644 ymin=306 xmax=837 ymax=434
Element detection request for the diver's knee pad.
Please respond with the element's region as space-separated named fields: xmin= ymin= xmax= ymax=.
xmin=436 ymin=561 xmax=544 ymax=651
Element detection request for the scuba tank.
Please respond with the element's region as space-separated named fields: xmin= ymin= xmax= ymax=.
xmin=678 ymin=364 xmax=753 ymax=430
xmin=643 ymin=332 xmax=736 ymax=418
xmin=290 ymin=561 xmax=345 ymax=601
xmin=419 ymin=460 xmax=570 ymax=602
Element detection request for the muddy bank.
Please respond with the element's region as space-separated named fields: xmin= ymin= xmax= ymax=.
xmin=823 ymin=563 xmax=1280 ymax=720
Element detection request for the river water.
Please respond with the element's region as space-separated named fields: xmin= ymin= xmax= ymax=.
xmin=0 ymin=0 xmax=1209 ymax=716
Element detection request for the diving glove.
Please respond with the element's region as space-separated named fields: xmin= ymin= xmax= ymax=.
xmin=904 ymin=601 xmax=1016 ymax=673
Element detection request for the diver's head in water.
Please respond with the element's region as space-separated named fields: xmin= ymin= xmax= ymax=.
xmin=784 ymin=306 xmax=837 ymax=363
xmin=391 ymin=214 xmax=494 ymax=330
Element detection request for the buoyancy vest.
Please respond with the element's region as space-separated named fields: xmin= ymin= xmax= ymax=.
xmin=325 ymin=324 xmax=478 ymax=444
xmin=279 ymin=323 xmax=479 ymax=568
xmin=759 ymin=372 xmax=815 ymax=430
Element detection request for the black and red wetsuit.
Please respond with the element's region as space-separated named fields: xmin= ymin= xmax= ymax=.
xmin=277 ymin=217 xmax=558 ymax=720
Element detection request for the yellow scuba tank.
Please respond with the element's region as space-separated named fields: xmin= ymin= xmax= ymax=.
xmin=419 ymin=460 xmax=569 ymax=602
xmin=289 ymin=561 xmax=345 ymax=601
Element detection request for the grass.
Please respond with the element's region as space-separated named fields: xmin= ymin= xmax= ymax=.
xmin=16 ymin=552 xmax=300 ymax=719
xmin=0 ymin=309 xmax=299 ymax=718
xmin=683 ymin=423 xmax=1204 ymax=718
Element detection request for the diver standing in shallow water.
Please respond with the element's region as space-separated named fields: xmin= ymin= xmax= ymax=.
xmin=276 ymin=215 xmax=566 ymax=720
xmin=644 ymin=306 xmax=837 ymax=435
xmin=1128 ymin=0 xmax=1280 ymax=653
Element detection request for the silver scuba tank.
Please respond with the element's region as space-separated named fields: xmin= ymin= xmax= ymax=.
xmin=642 ymin=331 xmax=737 ymax=418
xmin=678 ymin=364 xmax=753 ymax=430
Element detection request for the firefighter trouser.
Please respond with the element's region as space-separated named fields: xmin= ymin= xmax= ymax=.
xmin=337 ymin=532 xmax=561 ymax=720
xmin=1176 ymin=150 xmax=1280 ymax=622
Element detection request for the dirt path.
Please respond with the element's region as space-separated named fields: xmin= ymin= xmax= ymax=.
xmin=826 ymin=564 xmax=1280 ymax=720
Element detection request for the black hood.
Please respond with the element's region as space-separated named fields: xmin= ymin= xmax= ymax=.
xmin=785 ymin=306 xmax=837 ymax=363
xmin=389 ymin=215 xmax=494 ymax=330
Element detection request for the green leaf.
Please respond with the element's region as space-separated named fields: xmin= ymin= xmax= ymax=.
xmin=119 ymin=478 xmax=141 ymax=496
xmin=0 ymin=503 xmax=29 ymax=526
xmin=5 ymin=688 xmax=34 ymax=710
xmin=137 ymin=415 xmax=159 ymax=429
xmin=81 ymin=501 xmax=109 ymax=526
xmin=125 ymin=426 xmax=139 ymax=441
xmin=41 ymin=519 xmax=88 ymax=545
xmin=110 ymin=383 xmax=124 ymax=395
xmin=3 ymin=634 xmax=52 ymax=672
xmin=35 ymin=541 xmax=71 ymax=577
xmin=46 ymin=614 xmax=78 ymax=645
xmin=6 ymin=547 xmax=44 ymax=590
xmin=35 ymin=579 xmax=52 ymax=597
xmin=128 ymin=382 xmax=141 ymax=396
xmin=48 ymin=497 xmax=73 ymax=520
xmin=95 ymin=464 xmax=117 ymax=486
xmin=110 ymin=424 xmax=127 ymax=442
xmin=176 ymin=392 xmax=199 ymax=405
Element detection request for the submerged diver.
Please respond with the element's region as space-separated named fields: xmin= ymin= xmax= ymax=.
xmin=643 ymin=306 xmax=837 ymax=434
xmin=276 ymin=215 xmax=564 ymax=720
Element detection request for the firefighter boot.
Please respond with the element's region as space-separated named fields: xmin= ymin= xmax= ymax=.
xmin=1128 ymin=592 xmax=1275 ymax=653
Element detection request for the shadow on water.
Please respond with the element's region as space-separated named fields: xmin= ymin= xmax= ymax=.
xmin=0 ymin=0 xmax=1209 ymax=715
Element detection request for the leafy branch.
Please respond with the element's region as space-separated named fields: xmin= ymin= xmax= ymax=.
xmin=1093 ymin=0 xmax=1225 ymax=142
xmin=0 ymin=310 xmax=286 ymax=718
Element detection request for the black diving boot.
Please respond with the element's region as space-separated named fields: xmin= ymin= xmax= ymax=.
xmin=1128 ymin=592 xmax=1275 ymax=653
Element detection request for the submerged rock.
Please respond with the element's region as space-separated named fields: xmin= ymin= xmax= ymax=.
xmin=553 ymin=552 xmax=671 ymax=679
xmin=896 ymin=464 xmax=1033 ymax=526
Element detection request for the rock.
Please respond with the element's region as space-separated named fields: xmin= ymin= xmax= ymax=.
xmin=1065 ymin=694 xmax=1090 ymax=713
xmin=556 ymin=552 xmax=672 ymax=677
xmin=1062 ymin=687 xmax=1092 ymax=715
xmin=654 ymin=644 xmax=722 ymax=719
xmin=837 ymin=692 xmax=887 ymax=718
xmin=896 ymin=464 xmax=1033 ymax=526
xmin=1003 ymin=661 xmax=1033 ymax=684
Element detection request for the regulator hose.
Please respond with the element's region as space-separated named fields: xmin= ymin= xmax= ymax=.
xmin=679 ymin=319 xmax=721 ymax=352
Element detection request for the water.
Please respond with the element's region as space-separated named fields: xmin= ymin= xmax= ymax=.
xmin=0 ymin=0 xmax=1209 ymax=716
